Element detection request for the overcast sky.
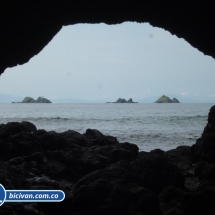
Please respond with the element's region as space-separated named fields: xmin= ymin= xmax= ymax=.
xmin=1 ymin=22 xmax=215 ymax=102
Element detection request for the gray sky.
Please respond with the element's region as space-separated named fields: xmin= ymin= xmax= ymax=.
xmin=1 ymin=22 xmax=215 ymax=102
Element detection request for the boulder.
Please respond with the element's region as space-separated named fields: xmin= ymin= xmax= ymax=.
xmin=21 ymin=121 xmax=37 ymax=133
xmin=131 ymin=150 xmax=185 ymax=193
xmin=0 ymin=117 xmax=214 ymax=215
xmin=72 ymin=161 xmax=161 ymax=215
xmin=165 ymin=146 xmax=192 ymax=171
xmin=192 ymin=105 xmax=215 ymax=163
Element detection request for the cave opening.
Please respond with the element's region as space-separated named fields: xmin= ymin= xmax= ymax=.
xmin=1 ymin=2 xmax=215 ymax=213
xmin=0 ymin=22 xmax=215 ymax=151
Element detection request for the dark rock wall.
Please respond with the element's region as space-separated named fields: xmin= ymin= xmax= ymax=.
xmin=1 ymin=1 xmax=215 ymax=74
xmin=1 ymin=113 xmax=215 ymax=214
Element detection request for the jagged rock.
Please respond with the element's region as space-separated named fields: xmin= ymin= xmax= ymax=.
xmin=131 ymin=150 xmax=185 ymax=194
xmin=192 ymin=105 xmax=215 ymax=163
xmin=159 ymin=186 xmax=186 ymax=215
xmin=0 ymin=130 xmax=41 ymax=161
xmin=0 ymin=122 xmax=31 ymax=136
xmin=0 ymin=117 xmax=214 ymax=214
xmin=21 ymin=121 xmax=37 ymax=133
xmin=0 ymin=203 xmax=41 ymax=215
xmin=37 ymin=131 xmax=66 ymax=151
xmin=165 ymin=146 xmax=192 ymax=171
xmin=85 ymin=128 xmax=104 ymax=139
xmin=182 ymin=187 xmax=215 ymax=215
xmin=84 ymin=129 xmax=119 ymax=146
xmin=1 ymin=1 xmax=215 ymax=75
xmin=72 ymin=161 xmax=161 ymax=215
xmin=0 ymin=161 xmax=27 ymax=190
xmin=61 ymin=130 xmax=87 ymax=146
xmin=160 ymin=186 xmax=215 ymax=215
xmin=194 ymin=161 xmax=215 ymax=186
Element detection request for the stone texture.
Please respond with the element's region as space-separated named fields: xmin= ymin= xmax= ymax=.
xmin=192 ymin=106 xmax=215 ymax=163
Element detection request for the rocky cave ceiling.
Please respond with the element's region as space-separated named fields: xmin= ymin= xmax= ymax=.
xmin=1 ymin=1 xmax=215 ymax=75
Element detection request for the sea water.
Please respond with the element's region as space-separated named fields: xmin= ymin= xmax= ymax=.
xmin=0 ymin=103 xmax=213 ymax=151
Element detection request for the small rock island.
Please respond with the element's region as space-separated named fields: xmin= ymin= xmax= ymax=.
xmin=155 ymin=95 xmax=180 ymax=103
xmin=107 ymin=98 xmax=138 ymax=103
xmin=13 ymin=96 xmax=52 ymax=103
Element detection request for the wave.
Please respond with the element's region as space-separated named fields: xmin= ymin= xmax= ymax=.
xmin=0 ymin=116 xmax=135 ymax=123
xmin=0 ymin=117 xmax=70 ymax=121
xmin=167 ymin=115 xmax=207 ymax=121
xmin=0 ymin=114 xmax=207 ymax=121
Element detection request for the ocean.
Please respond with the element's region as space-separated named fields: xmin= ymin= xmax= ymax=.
xmin=0 ymin=103 xmax=213 ymax=151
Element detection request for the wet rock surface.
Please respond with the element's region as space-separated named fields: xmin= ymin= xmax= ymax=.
xmin=0 ymin=106 xmax=215 ymax=214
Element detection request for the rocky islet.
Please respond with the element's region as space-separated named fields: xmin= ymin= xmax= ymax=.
xmin=107 ymin=98 xmax=138 ymax=103
xmin=155 ymin=95 xmax=180 ymax=103
xmin=12 ymin=96 xmax=52 ymax=103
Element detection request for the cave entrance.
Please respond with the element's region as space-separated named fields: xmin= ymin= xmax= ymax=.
xmin=0 ymin=22 xmax=215 ymax=151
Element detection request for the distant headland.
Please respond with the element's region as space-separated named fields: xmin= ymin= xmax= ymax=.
xmin=12 ymin=96 xmax=52 ymax=103
xmin=155 ymin=95 xmax=180 ymax=103
xmin=107 ymin=98 xmax=138 ymax=103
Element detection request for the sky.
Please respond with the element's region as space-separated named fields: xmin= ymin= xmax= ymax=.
xmin=1 ymin=22 xmax=215 ymax=103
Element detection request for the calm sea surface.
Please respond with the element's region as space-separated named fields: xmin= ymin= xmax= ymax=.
xmin=0 ymin=103 xmax=213 ymax=151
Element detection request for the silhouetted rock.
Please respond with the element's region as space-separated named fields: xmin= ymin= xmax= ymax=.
xmin=72 ymin=161 xmax=161 ymax=215
xmin=192 ymin=105 xmax=215 ymax=163
xmin=0 ymin=111 xmax=215 ymax=215
xmin=159 ymin=186 xmax=186 ymax=215
xmin=131 ymin=150 xmax=185 ymax=193
xmin=159 ymin=186 xmax=215 ymax=215
xmin=20 ymin=121 xmax=37 ymax=133
xmin=165 ymin=146 xmax=192 ymax=171
xmin=1 ymin=1 xmax=215 ymax=77
xmin=194 ymin=161 xmax=215 ymax=186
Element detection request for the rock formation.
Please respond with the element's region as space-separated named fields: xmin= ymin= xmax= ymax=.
xmin=0 ymin=107 xmax=215 ymax=214
xmin=35 ymin=96 xmax=52 ymax=103
xmin=107 ymin=98 xmax=138 ymax=103
xmin=155 ymin=95 xmax=180 ymax=103
xmin=21 ymin=96 xmax=52 ymax=103
xmin=21 ymin=97 xmax=35 ymax=103
xmin=1 ymin=1 xmax=215 ymax=74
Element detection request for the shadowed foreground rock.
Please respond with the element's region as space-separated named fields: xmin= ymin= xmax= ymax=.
xmin=1 ymin=107 xmax=215 ymax=214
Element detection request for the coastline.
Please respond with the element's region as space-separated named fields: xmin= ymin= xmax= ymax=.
xmin=0 ymin=107 xmax=215 ymax=214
